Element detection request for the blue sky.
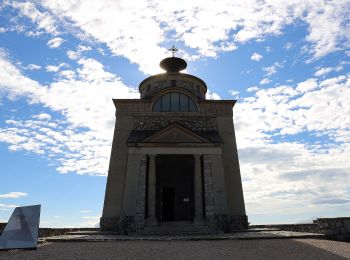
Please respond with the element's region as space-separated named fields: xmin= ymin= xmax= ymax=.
xmin=0 ymin=0 xmax=350 ymax=227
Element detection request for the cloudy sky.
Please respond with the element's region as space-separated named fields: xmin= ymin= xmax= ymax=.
xmin=0 ymin=0 xmax=350 ymax=227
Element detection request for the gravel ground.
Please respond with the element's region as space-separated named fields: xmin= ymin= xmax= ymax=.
xmin=0 ymin=239 xmax=349 ymax=260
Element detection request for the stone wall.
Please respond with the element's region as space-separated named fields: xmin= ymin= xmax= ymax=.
xmin=139 ymin=73 xmax=207 ymax=100
xmin=114 ymin=99 xmax=235 ymax=117
xmin=38 ymin=228 xmax=98 ymax=237
xmin=100 ymin=217 xmax=124 ymax=233
xmin=133 ymin=116 xmax=218 ymax=131
xmin=140 ymin=80 xmax=204 ymax=100
xmin=215 ymin=215 xmax=248 ymax=232
xmin=250 ymin=224 xmax=320 ymax=234
xmin=251 ymin=218 xmax=350 ymax=242
xmin=0 ymin=224 xmax=98 ymax=237
xmin=200 ymin=101 xmax=235 ymax=116
xmin=314 ymin=217 xmax=350 ymax=242
xmin=114 ymin=100 xmax=151 ymax=115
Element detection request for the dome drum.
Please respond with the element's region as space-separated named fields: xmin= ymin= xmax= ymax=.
xmin=139 ymin=74 xmax=207 ymax=100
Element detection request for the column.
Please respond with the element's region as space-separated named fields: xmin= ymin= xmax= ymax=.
xmin=135 ymin=155 xmax=147 ymax=230
xmin=147 ymin=154 xmax=157 ymax=226
xmin=194 ymin=154 xmax=204 ymax=222
xmin=203 ymin=154 xmax=215 ymax=221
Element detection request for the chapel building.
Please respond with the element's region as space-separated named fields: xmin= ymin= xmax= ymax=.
xmin=100 ymin=53 xmax=248 ymax=234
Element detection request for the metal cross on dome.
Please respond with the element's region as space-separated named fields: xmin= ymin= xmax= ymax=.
xmin=169 ymin=45 xmax=178 ymax=57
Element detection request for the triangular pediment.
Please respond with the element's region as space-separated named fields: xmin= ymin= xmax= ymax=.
xmin=141 ymin=123 xmax=209 ymax=143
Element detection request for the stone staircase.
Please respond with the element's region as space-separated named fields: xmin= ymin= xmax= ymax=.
xmin=135 ymin=221 xmax=221 ymax=236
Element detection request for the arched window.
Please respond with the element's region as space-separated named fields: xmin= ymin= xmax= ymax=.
xmin=153 ymin=92 xmax=198 ymax=112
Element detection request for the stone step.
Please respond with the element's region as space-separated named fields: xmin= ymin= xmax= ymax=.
xmin=137 ymin=232 xmax=217 ymax=236
xmin=144 ymin=226 xmax=213 ymax=230
xmin=66 ymin=231 xmax=119 ymax=235
xmin=157 ymin=221 xmax=194 ymax=225
xmin=137 ymin=230 xmax=219 ymax=236
xmin=136 ymin=222 xmax=220 ymax=236
xmin=154 ymin=225 xmax=211 ymax=229
xmin=247 ymin=228 xmax=282 ymax=232
xmin=141 ymin=226 xmax=215 ymax=230
xmin=140 ymin=229 xmax=217 ymax=234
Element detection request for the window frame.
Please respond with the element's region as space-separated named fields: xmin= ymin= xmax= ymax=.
xmin=152 ymin=92 xmax=198 ymax=112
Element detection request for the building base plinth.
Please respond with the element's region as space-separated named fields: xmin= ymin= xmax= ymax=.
xmin=100 ymin=216 xmax=147 ymax=234
xmin=214 ymin=215 xmax=248 ymax=232
xmin=100 ymin=217 xmax=125 ymax=234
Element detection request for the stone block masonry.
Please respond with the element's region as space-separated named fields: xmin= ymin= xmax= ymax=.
xmin=251 ymin=217 xmax=350 ymax=242
xmin=314 ymin=217 xmax=350 ymax=242
xmin=133 ymin=116 xmax=218 ymax=132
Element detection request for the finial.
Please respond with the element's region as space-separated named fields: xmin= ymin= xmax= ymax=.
xmin=168 ymin=45 xmax=178 ymax=57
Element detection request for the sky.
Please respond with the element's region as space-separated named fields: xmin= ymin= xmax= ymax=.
xmin=0 ymin=0 xmax=350 ymax=228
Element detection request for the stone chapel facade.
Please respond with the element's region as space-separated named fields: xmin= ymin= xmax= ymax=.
xmin=100 ymin=55 xmax=248 ymax=234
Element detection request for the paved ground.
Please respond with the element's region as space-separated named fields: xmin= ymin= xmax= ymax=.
xmin=42 ymin=229 xmax=326 ymax=241
xmin=0 ymin=239 xmax=349 ymax=260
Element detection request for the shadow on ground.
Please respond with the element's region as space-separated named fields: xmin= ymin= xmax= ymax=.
xmin=1 ymin=239 xmax=350 ymax=259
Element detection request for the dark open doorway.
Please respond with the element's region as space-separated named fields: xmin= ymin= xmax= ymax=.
xmin=156 ymin=155 xmax=194 ymax=221
xmin=161 ymin=187 xmax=175 ymax=221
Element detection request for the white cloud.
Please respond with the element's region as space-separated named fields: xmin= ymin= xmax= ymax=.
xmin=206 ymin=89 xmax=221 ymax=100
xmin=263 ymin=62 xmax=283 ymax=77
xmin=284 ymin=42 xmax=293 ymax=49
xmin=67 ymin=45 xmax=92 ymax=60
xmin=0 ymin=192 xmax=28 ymax=199
xmin=4 ymin=0 xmax=345 ymax=73
xmin=296 ymin=78 xmax=318 ymax=93
xmin=0 ymin=203 xmax=18 ymax=210
xmin=80 ymin=215 xmax=100 ymax=227
xmin=246 ymin=86 xmax=259 ymax=92
xmin=33 ymin=113 xmax=52 ymax=120
xmin=234 ymin=73 xmax=350 ymax=223
xmin=59 ymin=70 xmax=76 ymax=80
xmin=260 ymin=78 xmax=271 ymax=85
xmin=45 ymin=63 xmax=68 ymax=72
xmin=251 ymin=52 xmax=263 ymax=61
xmin=229 ymin=90 xmax=239 ymax=99
xmin=47 ymin=37 xmax=64 ymax=48
xmin=8 ymin=1 xmax=59 ymax=36
xmin=24 ymin=64 xmax=41 ymax=70
xmin=81 ymin=216 xmax=99 ymax=220
xmin=0 ymin=52 xmax=138 ymax=175
xmin=67 ymin=50 xmax=79 ymax=60
xmin=314 ymin=66 xmax=344 ymax=77
xmin=314 ymin=67 xmax=334 ymax=77
xmin=304 ymin=1 xmax=350 ymax=59
xmin=80 ymin=210 xmax=91 ymax=213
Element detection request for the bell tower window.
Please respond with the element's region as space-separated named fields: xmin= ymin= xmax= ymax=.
xmin=153 ymin=92 xmax=198 ymax=112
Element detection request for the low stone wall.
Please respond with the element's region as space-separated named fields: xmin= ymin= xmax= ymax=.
xmin=250 ymin=224 xmax=320 ymax=234
xmin=38 ymin=228 xmax=98 ymax=237
xmin=251 ymin=218 xmax=350 ymax=242
xmin=313 ymin=217 xmax=350 ymax=242
xmin=0 ymin=224 xmax=98 ymax=238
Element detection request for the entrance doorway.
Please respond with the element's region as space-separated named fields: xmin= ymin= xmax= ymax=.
xmin=161 ymin=187 xmax=175 ymax=221
xmin=156 ymin=155 xmax=194 ymax=221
